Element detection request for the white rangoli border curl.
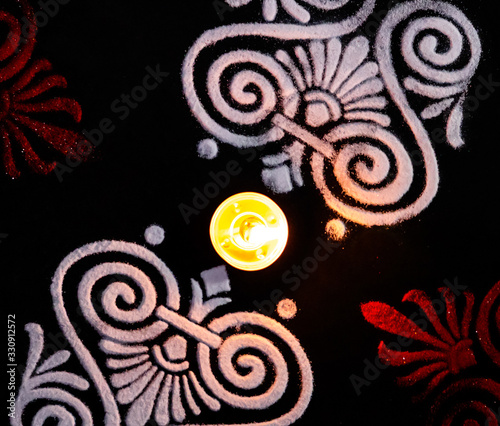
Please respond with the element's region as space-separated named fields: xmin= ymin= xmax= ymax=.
xmin=400 ymin=13 xmax=480 ymax=85
xmin=360 ymin=0 xmax=482 ymax=226
xmin=50 ymin=240 xmax=182 ymax=426
xmin=183 ymin=0 xmax=376 ymax=148
xmin=331 ymin=124 xmax=413 ymax=202
xmin=184 ymin=0 xmax=481 ymax=234
xmin=198 ymin=311 xmax=314 ymax=425
xmin=206 ymin=50 xmax=298 ymax=128
xmin=12 ymin=324 xmax=93 ymax=426
xmin=78 ymin=262 xmax=168 ymax=343
xmin=200 ymin=333 xmax=289 ymax=408
xmin=311 ymin=122 xmax=414 ymax=225
xmin=15 ymin=236 xmax=313 ymax=425
xmin=377 ymin=0 xmax=481 ymax=150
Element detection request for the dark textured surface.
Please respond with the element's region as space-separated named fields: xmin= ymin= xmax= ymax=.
xmin=2 ymin=0 xmax=499 ymax=424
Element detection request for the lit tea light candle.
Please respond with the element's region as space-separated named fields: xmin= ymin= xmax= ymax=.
xmin=210 ymin=192 xmax=288 ymax=271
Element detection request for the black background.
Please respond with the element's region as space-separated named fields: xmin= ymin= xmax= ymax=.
xmin=2 ymin=0 xmax=500 ymax=425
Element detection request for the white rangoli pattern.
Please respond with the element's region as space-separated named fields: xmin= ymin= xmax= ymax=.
xmin=13 ymin=229 xmax=313 ymax=425
xmin=183 ymin=0 xmax=481 ymax=233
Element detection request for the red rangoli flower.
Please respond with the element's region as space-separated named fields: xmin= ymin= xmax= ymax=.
xmin=361 ymin=287 xmax=479 ymax=402
xmin=0 ymin=0 xmax=83 ymax=178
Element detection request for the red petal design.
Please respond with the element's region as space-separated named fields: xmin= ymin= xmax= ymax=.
xmin=0 ymin=11 xmax=21 ymax=61
xmin=476 ymin=281 xmax=500 ymax=367
xmin=395 ymin=362 xmax=447 ymax=387
xmin=461 ymin=291 xmax=475 ymax=339
xmin=1 ymin=2 xmax=85 ymax=178
xmin=1 ymin=124 xmax=20 ymax=178
xmin=439 ymin=287 xmax=461 ymax=340
xmin=403 ymin=290 xmax=456 ymax=345
xmin=13 ymin=75 xmax=68 ymax=102
xmin=430 ymin=378 xmax=500 ymax=426
xmin=412 ymin=369 xmax=449 ymax=402
xmin=0 ymin=3 xmax=36 ymax=83
xmin=14 ymin=98 xmax=82 ymax=122
xmin=12 ymin=114 xmax=82 ymax=155
xmin=10 ymin=58 xmax=53 ymax=92
xmin=5 ymin=119 xmax=55 ymax=174
xmin=364 ymin=285 xmax=499 ymax=413
xmin=442 ymin=402 xmax=499 ymax=426
xmin=378 ymin=341 xmax=447 ymax=366
xmin=361 ymin=302 xmax=450 ymax=350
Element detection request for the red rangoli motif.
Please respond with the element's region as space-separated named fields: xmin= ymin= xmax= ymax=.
xmin=362 ymin=281 xmax=500 ymax=425
xmin=0 ymin=0 xmax=83 ymax=178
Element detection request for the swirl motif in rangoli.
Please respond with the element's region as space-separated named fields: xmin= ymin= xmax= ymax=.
xmin=13 ymin=227 xmax=313 ymax=425
xmin=183 ymin=0 xmax=481 ymax=237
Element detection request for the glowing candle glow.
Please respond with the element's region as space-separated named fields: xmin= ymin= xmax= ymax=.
xmin=210 ymin=192 xmax=288 ymax=271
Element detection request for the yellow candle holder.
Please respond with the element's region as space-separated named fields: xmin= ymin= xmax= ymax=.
xmin=210 ymin=192 xmax=288 ymax=271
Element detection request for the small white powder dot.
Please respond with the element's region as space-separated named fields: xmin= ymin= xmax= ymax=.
xmin=197 ymin=139 xmax=219 ymax=159
xmin=144 ymin=225 xmax=165 ymax=246
xmin=277 ymin=298 xmax=297 ymax=320
xmin=326 ymin=219 xmax=346 ymax=241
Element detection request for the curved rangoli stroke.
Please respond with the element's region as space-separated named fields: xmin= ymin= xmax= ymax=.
xmin=13 ymin=226 xmax=313 ymax=426
xmin=182 ymin=0 xmax=482 ymax=237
